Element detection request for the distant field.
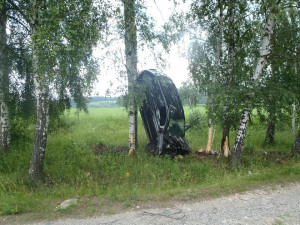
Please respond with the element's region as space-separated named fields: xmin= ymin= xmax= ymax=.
xmin=87 ymin=101 xmax=118 ymax=108
xmin=0 ymin=106 xmax=299 ymax=219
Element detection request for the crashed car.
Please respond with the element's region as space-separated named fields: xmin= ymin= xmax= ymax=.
xmin=138 ymin=69 xmax=197 ymax=157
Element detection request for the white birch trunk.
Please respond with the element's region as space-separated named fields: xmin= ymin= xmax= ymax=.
xmin=231 ymin=108 xmax=250 ymax=165
xmin=252 ymin=17 xmax=275 ymax=81
xmin=123 ymin=0 xmax=138 ymax=155
xmin=29 ymin=76 xmax=49 ymax=181
xmin=128 ymin=105 xmax=137 ymax=154
xmin=0 ymin=3 xmax=10 ymax=151
xmin=28 ymin=6 xmax=50 ymax=181
xmin=230 ymin=8 xmax=276 ymax=166
xmin=0 ymin=99 xmax=10 ymax=151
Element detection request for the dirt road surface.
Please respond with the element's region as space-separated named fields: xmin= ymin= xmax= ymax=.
xmin=3 ymin=183 xmax=300 ymax=225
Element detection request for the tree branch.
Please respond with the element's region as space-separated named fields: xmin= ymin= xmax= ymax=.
xmin=153 ymin=0 xmax=164 ymax=21
xmin=234 ymin=11 xmax=257 ymax=25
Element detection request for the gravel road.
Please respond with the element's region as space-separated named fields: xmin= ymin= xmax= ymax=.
xmin=21 ymin=183 xmax=300 ymax=225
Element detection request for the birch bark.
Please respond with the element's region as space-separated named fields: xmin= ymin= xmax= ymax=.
xmin=230 ymin=3 xmax=278 ymax=166
xmin=29 ymin=74 xmax=49 ymax=181
xmin=28 ymin=2 xmax=50 ymax=181
xmin=0 ymin=2 xmax=10 ymax=151
xmin=123 ymin=0 xmax=138 ymax=155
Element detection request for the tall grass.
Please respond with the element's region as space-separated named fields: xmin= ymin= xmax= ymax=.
xmin=0 ymin=106 xmax=299 ymax=216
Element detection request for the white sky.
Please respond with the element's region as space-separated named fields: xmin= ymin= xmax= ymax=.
xmin=92 ymin=0 xmax=191 ymax=96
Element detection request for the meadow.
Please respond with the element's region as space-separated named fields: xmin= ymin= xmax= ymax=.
xmin=0 ymin=106 xmax=299 ymax=219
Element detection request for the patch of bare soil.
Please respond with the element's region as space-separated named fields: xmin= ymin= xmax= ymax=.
xmin=193 ymin=149 xmax=220 ymax=160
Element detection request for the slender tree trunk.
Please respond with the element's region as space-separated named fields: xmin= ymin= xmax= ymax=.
xmin=264 ymin=64 xmax=277 ymax=144
xmin=29 ymin=45 xmax=50 ymax=181
xmin=230 ymin=108 xmax=250 ymax=166
xmin=292 ymin=61 xmax=298 ymax=134
xmin=292 ymin=125 xmax=300 ymax=155
xmin=292 ymin=103 xmax=296 ymax=135
xmin=0 ymin=98 xmax=10 ymax=151
xmin=0 ymin=2 xmax=10 ymax=151
xmin=205 ymin=119 xmax=213 ymax=153
xmin=222 ymin=110 xmax=230 ymax=156
xmin=230 ymin=5 xmax=277 ymax=166
xmin=233 ymin=98 xmax=238 ymax=130
xmin=123 ymin=0 xmax=138 ymax=155
xmin=205 ymin=0 xmax=223 ymax=153
xmin=265 ymin=104 xmax=276 ymax=144
xmin=29 ymin=77 xmax=49 ymax=181
xmin=188 ymin=99 xmax=193 ymax=110
xmin=28 ymin=6 xmax=50 ymax=181
xmin=265 ymin=112 xmax=276 ymax=144
xmin=221 ymin=0 xmax=234 ymax=156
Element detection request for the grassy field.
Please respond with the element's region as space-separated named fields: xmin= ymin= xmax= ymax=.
xmin=0 ymin=106 xmax=299 ymax=219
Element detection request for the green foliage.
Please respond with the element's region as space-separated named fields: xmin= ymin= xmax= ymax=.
xmin=178 ymin=81 xmax=206 ymax=106
xmin=189 ymin=0 xmax=262 ymax=127
xmin=188 ymin=0 xmax=299 ymax=151
xmin=0 ymin=107 xmax=299 ymax=216
xmin=186 ymin=107 xmax=207 ymax=132
xmin=9 ymin=116 xmax=34 ymax=141
xmin=3 ymin=0 xmax=108 ymax=122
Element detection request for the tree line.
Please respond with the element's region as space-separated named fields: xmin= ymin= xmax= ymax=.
xmin=0 ymin=0 xmax=299 ymax=182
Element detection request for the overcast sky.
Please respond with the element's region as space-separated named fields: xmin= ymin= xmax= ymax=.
xmin=92 ymin=0 xmax=191 ymax=97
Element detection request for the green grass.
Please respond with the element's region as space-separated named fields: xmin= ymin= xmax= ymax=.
xmin=0 ymin=106 xmax=299 ymax=218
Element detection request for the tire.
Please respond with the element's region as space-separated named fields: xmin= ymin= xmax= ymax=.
xmin=146 ymin=142 xmax=158 ymax=156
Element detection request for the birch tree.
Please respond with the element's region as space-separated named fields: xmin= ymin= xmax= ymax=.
xmin=206 ymin=0 xmax=223 ymax=154
xmin=230 ymin=0 xmax=281 ymax=166
xmin=0 ymin=0 xmax=36 ymax=150
xmin=259 ymin=4 xmax=300 ymax=145
xmin=0 ymin=1 xmax=10 ymax=151
xmin=292 ymin=103 xmax=296 ymax=134
xmin=122 ymin=0 xmax=138 ymax=155
xmin=5 ymin=0 xmax=104 ymax=181
xmin=190 ymin=0 xmax=224 ymax=153
xmin=189 ymin=0 xmax=254 ymax=156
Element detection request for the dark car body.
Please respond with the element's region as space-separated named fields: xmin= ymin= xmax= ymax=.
xmin=138 ymin=69 xmax=192 ymax=156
